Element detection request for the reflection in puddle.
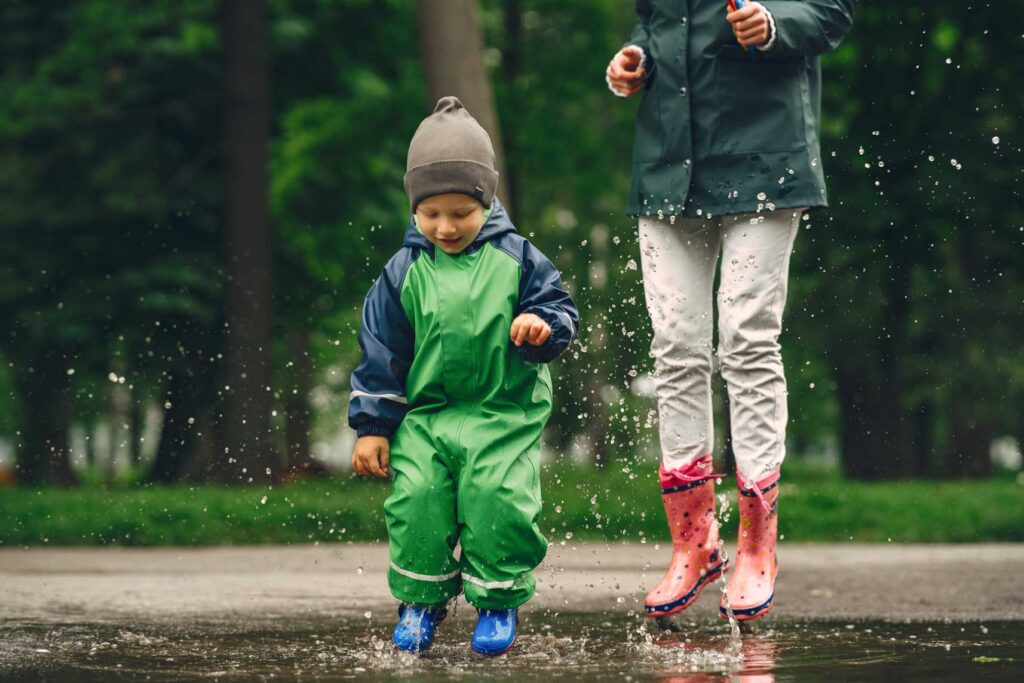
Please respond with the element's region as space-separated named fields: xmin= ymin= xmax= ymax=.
xmin=1 ymin=612 xmax=1021 ymax=681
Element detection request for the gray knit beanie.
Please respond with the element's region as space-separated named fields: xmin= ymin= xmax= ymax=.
xmin=404 ymin=96 xmax=499 ymax=211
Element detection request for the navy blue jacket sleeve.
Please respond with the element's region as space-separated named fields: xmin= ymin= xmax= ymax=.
xmin=348 ymin=251 xmax=416 ymax=439
xmin=515 ymin=240 xmax=579 ymax=364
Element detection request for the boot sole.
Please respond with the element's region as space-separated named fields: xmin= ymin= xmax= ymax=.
xmin=644 ymin=560 xmax=728 ymax=618
xmin=719 ymin=593 xmax=774 ymax=621
xmin=721 ymin=557 xmax=778 ymax=621
xmin=471 ymin=635 xmax=516 ymax=657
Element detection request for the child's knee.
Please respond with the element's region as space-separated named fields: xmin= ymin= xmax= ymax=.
xmin=461 ymin=482 xmax=545 ymax=560
xmin=462 ymin=470 xmax=540 ymax=522
xmin=387 ymin=468 xmax=454 ymax=521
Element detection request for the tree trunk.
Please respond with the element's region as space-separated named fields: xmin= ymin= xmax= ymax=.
xmin=221 ymin=0 xmax=277 ymax=484
xmin=415 ymin=0 xmax=512 ymax=211
xmin=180 ymin=408 xmax=221 ymax=483
xmin=833 ymin=362 xmax=915 ymax=481
xmin=499 ymin=0 xmax=522 ymax=219
xmin=129 ymin=388 xmax=143 ymax=467
xmin=108 ymin=372 xmax=131 ymax=484
xmin=84 ymin=424 xmax=96 ymax=470
xmin=284 ymin=330 xmax=322 ymax=476
xmin=912 ymin=400 xmax=935 ymax=477
xmin=881 ymin=222 xmax=915 ymax=471
xmin=946 ymin=413 xmax=994 ymax=478
xmin=14 ymin=358 xmax=76 ymax=486
xmin=583 ymin=372 xmax=610 ymax=464
xmin=834 ymin=369 xmax=869 ymax=479
xmin=1016 ymin=425 xmax=1024 ymax=473
xmin=148 ymin=369 xmax=203 ymax=484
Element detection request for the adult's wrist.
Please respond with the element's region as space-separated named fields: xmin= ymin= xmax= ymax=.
xmin=756 ymin=5 xmax=778 ymax=51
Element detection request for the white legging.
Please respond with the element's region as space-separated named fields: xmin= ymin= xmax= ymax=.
xmin=638 ymin=208 xmax=803 ymax=484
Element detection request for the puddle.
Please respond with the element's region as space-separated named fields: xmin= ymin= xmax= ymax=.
xmin=1 ymin=612 xmax=1021 ymax=681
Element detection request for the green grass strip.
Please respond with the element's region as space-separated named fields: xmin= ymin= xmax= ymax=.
xmin=1 ymin=462 xmax=1021 ymax=546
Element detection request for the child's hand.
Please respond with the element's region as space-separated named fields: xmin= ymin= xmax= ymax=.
xmin=726 ymin=2 xmax=771 ymax=48
xmin=511 ymin=313 xmax=552 ymax=347
xmin=352 ymin=436 xmax=390 ymax=478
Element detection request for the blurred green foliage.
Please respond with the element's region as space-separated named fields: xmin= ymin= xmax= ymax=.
xmin=0 ymin=1 xmax=1021 ymax=484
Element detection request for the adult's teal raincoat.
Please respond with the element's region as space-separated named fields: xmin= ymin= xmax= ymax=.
xmin=624 ymin=0 xmax=857 ymax=217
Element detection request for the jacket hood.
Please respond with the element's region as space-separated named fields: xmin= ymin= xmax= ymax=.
xmin=402 ymin=197 xmax=516 ymax=253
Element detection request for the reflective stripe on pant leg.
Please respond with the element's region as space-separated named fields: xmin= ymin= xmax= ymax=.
xmin=458 ymin=414 xmax=547 ymax=610
xmin=385 ymin=412 xmax=462 ymax=604
xmin=717 ymin=208 xmax=803 ymax=483
xmin=638 ymin=215 xmax=723 ymax=472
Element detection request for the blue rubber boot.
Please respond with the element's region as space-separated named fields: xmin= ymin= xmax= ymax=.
xmin=470 ymin=608 xmax=518 ymax=656
xmin=392 ymin=603 xmax=447 ymax=653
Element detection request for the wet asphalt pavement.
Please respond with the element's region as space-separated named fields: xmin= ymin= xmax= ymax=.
xmin=3 ymin=542 xmax=1022 ymax=622
xmin=2 ymin=543 xmax=1023 ymax=681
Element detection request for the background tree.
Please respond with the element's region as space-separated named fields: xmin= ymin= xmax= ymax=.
xmin=0 ymin=0 xmax=225 ymax=485
xmin=416 ymin=0 xmax=510 ymax=208
xmin=1 ymin=0 xmax=1021 ymax=487
xmin=220 ymin=0 xmax=276 ymax=484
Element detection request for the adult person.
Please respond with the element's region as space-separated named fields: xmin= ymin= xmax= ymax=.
xmin=606 ymin=1 xmax=856 ymax=622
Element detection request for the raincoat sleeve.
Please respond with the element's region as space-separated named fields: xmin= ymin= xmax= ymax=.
xmin=625 ymin=0 xmax=653 ymax=58
xmin=757 ymin=0 xmax=857 ymax=57
xmin=348 ymin=253 xmax=415 ymax=439
xmin=515 ymin=241 xmax=579 ymax=364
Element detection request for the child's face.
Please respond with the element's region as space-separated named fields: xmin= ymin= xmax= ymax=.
xmin=415 ymin=194 xmax=485 ymax=254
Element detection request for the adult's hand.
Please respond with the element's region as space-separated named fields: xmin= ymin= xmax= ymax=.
xmin=726 ymin=2 xmax=772 ymax=48
xmin=606 ymin=45 xmax=647 ymax=97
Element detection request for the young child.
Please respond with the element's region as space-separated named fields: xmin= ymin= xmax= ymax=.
xmin=348 ymin=96 xmax=579 ymax=655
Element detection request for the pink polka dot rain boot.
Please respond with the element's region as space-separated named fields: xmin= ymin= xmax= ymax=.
xmin=645 ymin=456 xmax=728 ymax=619
xmin=721 ymin=470 xmax=780 ymax=621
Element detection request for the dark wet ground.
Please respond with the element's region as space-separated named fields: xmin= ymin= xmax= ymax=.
xmin=1 ymin=611 xmax=1020 ymax=682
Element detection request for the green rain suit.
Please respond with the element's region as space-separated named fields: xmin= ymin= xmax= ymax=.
xmin=349 ymin=199 xmax=579 ymax=609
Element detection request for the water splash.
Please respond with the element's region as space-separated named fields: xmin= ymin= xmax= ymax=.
xmin=715 ymin=491 xmax=743 ymax=654
xmin=4 ymin=616 xmax=1023 ymax=680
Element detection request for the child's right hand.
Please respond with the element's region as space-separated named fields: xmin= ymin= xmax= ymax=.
xmin=511 ymin=312 xmax=552 ymax=347
xmin=352 ymin=436 xmax=390 ymax=478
